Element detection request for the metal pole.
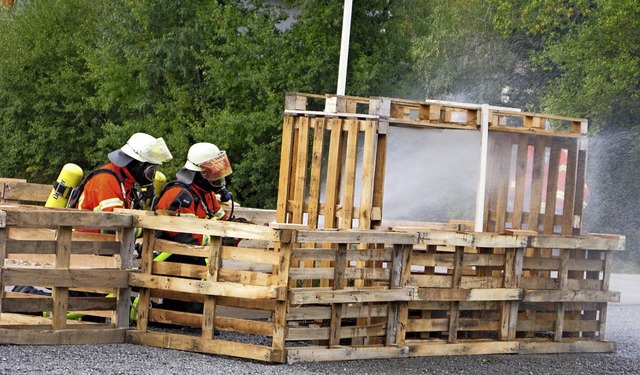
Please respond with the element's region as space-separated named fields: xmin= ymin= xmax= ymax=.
xmin=474 ymin=104 xmax=490 ymax=232
xmin=337 ymin=0 xmax=353 ymax=96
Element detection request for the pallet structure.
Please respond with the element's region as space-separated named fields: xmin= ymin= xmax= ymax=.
xmin=0 ymin=93 xmax=625 ymax=363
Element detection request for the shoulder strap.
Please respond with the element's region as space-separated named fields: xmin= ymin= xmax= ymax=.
xmin=67 ymin=169 xmax=124 ymax=209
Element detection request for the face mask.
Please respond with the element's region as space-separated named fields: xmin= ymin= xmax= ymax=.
xmin=193 ymin=172 xmax=219 ymax=193
xmin=128 ymin=161 xmax=158 ymax=185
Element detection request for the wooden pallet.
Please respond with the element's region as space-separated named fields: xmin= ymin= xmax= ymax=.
xmin=0 ymin=207 xmax=134 ymax=345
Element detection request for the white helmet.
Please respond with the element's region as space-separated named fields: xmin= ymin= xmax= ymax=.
xmin=120 ymin=133 xmax=173 ymax=164
xmin=183 ymin=142 xmax=232 ymax=181
xmin=184 ymin=142 xmax=220 ymax=171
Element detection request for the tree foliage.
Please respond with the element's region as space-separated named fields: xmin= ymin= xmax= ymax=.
xmin=0 ymin=0 xmax=415 ymax=208
xmin=491 ymin=0 xmax=640 ymax=269
xmin=0 ymin=0 xmax=105 ymax=181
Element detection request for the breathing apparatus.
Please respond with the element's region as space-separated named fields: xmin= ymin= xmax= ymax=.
xmin=45 ymin=163 xmax=84 ymax=208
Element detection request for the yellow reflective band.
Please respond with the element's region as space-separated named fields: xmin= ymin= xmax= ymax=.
xmin=213 ymin=209 xmax=225 ymax=220
xmin=95 ymin=197 xmax=124 ymax=211
xmin=201 ymin=235 xmax=210 ymax=247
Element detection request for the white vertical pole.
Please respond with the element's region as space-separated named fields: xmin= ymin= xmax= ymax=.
xmin=475 ymin=104 xmax=490 ymax=232
xmin=337 ymin=0 xmax=353 ymax=96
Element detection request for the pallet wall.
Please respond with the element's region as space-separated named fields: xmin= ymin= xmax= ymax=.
xmin=0 ymin=200 xmax=625 ymax=363
xmin=124 ymin=210 xmax=292 ymax=363
xmin=0 ymin=206 xmax=134 ymax=344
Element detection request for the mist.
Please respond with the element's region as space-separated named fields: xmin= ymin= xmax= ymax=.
xmin=382 ymin=127 xmax=481 ymax=223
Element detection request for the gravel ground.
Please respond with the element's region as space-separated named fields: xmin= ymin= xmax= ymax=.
xmin=1 ymin=275 xmax=638 ymax=375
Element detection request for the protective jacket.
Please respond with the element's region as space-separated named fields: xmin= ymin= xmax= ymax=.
xmin=154 ymin=182 xmax=228 ymax=246
xmin=78 ymin=163 xmax=136 ymax=212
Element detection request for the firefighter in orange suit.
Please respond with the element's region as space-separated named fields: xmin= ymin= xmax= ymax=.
xmin=71 ymin=133 xmax=173 ymax=234
xmin=154 ymin=142 xmax=232 ymax=250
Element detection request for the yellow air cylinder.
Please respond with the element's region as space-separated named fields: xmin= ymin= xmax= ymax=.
xmin=153 ymin=171 xmax=166 ymax=196
xmin=141 ymin=171 xmax=167 ymax=210
xmin=45 ymin=163 xmax=84 ymax=208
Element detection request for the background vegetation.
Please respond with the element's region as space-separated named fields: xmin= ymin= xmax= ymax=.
xmin=0 ymin=0 xmax=637 ymax=270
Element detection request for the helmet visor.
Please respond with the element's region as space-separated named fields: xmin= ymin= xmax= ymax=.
xmin=199 ymin=151 xmax=232 ymax=181
xmin=131 ymin=137 xmax=173 ymax=164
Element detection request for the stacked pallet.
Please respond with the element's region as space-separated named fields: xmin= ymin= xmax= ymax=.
xmin=0 ymin=93 xmax=626 ymax=363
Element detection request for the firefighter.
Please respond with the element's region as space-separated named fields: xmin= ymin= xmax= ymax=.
xmin=73 ymin=132 xmax=173 ymax=216
xmin=15 ymin=133 xmax=172 ymax=318
xmin=154 ymin=142 xmax=233 ymax=253
xmin=149 ymin=142 xmax=233 ymax=318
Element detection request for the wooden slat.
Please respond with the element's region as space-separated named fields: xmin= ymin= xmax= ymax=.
xmin=127 ymin=331 xmax=282 ymax=363
xmin=287 ymin=345 xmax=410 ymax=363
xmin=307 ymin=117 xmax=326 ymax=228
xmin=128 ymin=273 xmax=280 ymax=300
xmin=3 ymin=209 xmax=132 ymax=229
xmin=0 ymin=181 xmax=50 ymax=203
xmin=2 ymin=268 xmax=129 ymax=288
xmin=292 ymin=117 xmax=310 ymax=224
xmin=323 ymin=118 xmax=345 ymax=229
xmin=289 ymin=287 xmax=415 ymax=305
xmin=271 ymin=230 xmax=294 ymax=353
xmin=295 ymin=229 xmax=417 ymax=245
xmin=329 ymin=243 xmax=347 ymax=348
xmin=522 ymin=290 xmax=620 ymax=303
xmin=518 ymin=340 xmax=615 ymax=354
xmin=417 ymin=288 xmax=522 ymax=302
xmin=202 ymin=236 xmax=222 ymax=339
xmin=5 ymin=240 xmax=121 ymax=255
xmin=340 ymin=119 xmax=359 ymax=229
xmin=131 ymin=212 xmax=279 ymax=242
xmin=0 ymin=327 xmax=127 ymax=345
xmin=276 ymin=115 xmax=295 ymax=223
xmin=528 ymin=138 xmax=547 ymax=232
xmin=359 ymin=121 xmax=377 ymax=229
xmin=511 ymin=138 xmax=529 ymax=229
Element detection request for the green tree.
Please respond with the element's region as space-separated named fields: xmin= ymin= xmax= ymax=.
xmin=0 ymin=0 xmax=104 ymax=182
xmin=86 ymin=0 xmax=210 ymax=169
xmin=491 ymin=0 xmax=640 ymax=270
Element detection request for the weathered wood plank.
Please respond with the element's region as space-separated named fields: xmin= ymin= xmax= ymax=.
xmin=295 ymin=229 xmax=417 ymax=245
xmin=131 ymin=211 xmax=279 ymax=242
xmin=288 ymin=287 xmax=415 ymax=305
xmin=128 ymin=273 xmax=280 ymax=300
xmin=0 ymin=327 xmax=127 ymax=345
xmin=292 ymin=247 xmax=393 ymax=261
xmin=287 ymin=304 xmax=388 ymax=321
xmin=523 ymin=290 xmax=620 ymax=303
xmin=417 ymin=288 xmax=522 ymax=302
xmin=2 ymin=296 xmax=117 ymax=313
xmin=518 ymin=340 xmax=615 ymax=354
xmin=3 ymin=268 xmax=129 ymax=288
xmin=127 ymin=331 xmax=282 ymax=363
xmin=0 ymin=181 xmax=50 ymax=203
xmin=287 ymin=345 xmax=410 ymax=363
xmin=3 ymin=209 xmax=132 ymax=229
xmin=276 ymin=115 xmax=295 ymax=223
